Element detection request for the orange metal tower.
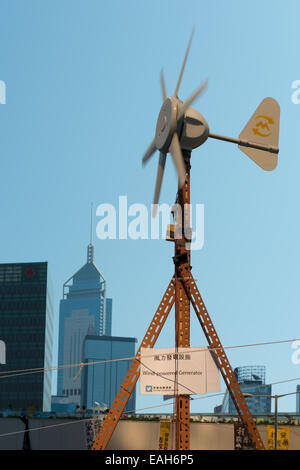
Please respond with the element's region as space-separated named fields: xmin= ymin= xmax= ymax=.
xmin=91 ymin=149 xmax=265 ymax=450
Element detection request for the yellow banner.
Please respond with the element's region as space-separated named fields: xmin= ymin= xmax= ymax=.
xmin=158 ymin=420 xmax=171 ymax=450
xmin=267 ymin=425 xmax=290 ymax=450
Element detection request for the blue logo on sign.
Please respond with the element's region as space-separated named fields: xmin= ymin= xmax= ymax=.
xmin=145 ymin=385 xmax=152 ymax=392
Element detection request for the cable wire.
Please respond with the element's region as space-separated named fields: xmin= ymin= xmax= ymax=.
xmin=0 ymin=337 xmax=299 ymax=380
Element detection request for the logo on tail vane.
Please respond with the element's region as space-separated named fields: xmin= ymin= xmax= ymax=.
xmin=252 ymin=115 xmax=274 ymax=138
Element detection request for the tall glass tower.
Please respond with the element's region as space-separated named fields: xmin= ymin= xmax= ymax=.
xmin=296 ymin=385 xmax=300 ymax=412
xmin=57 ymin=242 xmax=112 ymax=402
xmin=82 ymin=334 xmax=137 ymax=412
xmin=219 ymin=365 xmax=271 ymax=414
xmin=0 ymin=262 xmax=54 ymax=412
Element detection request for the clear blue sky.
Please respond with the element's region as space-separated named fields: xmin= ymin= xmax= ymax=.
xmin=1 ymin=0 xmax=300 ymax=414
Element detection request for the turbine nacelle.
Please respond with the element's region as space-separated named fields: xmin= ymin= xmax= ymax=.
xmin=155 ymin=97 xmax=209 ymax=153
xmin=180 ymin=106 xmax=209 ymax=151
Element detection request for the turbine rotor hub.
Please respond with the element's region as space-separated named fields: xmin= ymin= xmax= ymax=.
xmin=155 ymin=97 xmax=178 ymax=153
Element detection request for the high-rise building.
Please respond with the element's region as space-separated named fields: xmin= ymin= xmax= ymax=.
xmin=296 ymin=385 xmax=300 ymax=412
xmin=218 ymin=366 xmax=271 ymax=414
xmin=57 ymin=242 xmax=112 ymax=402
xmin=0 ymin=262 xmax=54 ymax=412
xmin=81 ymin=334 xmax=137 ymax=412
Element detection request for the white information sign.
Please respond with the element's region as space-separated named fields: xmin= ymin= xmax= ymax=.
xmin=140 ymin=347 xmax=220 ymax=395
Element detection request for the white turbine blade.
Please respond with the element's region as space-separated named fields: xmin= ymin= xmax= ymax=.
xmin=160 ymin=69 xmax=167 ymax=101
xmin=178 ymin=79 xmax=208 ymax=119
xmin=174 ymin=28 xmax=195 ymax=98
xmin=152 ymin=153 xmax=166 ymax=217
xmin=169 ymin=132 xmax=186 ymax=188
xmin=142 ymin=138 xmax=157 ymax=165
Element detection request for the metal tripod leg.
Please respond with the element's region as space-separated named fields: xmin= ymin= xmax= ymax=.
xmin=92 ymin=277 xmax=176 ymax=450
xmin=177 ymin=262 xmax=265 ymax=450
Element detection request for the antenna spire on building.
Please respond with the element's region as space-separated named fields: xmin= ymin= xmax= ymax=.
xmin=87 ymin=202 xmax=94 ymax=264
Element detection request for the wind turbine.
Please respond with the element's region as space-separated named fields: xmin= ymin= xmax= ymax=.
xmin=92 ymin=30 xmax=280 ymax=451
xmin=142 ymin=30 xmax=279 ymax=218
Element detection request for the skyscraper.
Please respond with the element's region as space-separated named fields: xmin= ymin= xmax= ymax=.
xmin=81 ymin=334 xmax=137 ymax=412
xmin=296 ymin=385 xmax=300 ymax=412
xmin=57 ymin=242 xmax=112 ymax=402
xmin=0 ymin=262 xmax=54 ymax=412
xmin=218 ymin=366 xmax=271 ymax=414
